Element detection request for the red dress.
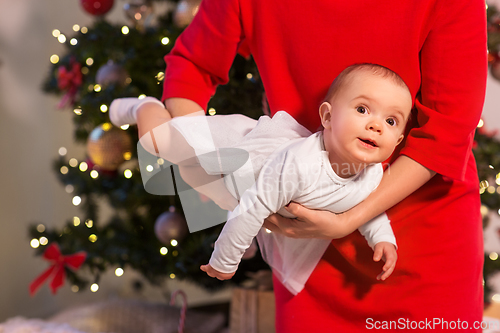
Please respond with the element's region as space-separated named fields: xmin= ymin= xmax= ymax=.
xmin=162 ymin=0 xmax=488 ymax=331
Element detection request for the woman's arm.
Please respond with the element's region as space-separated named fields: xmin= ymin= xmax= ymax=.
xmin=264 ymin=155 xmax=435 ymax=239
xmin=163 ymin=97 xmax=204 ymax=118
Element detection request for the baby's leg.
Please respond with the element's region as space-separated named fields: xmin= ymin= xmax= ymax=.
xmin=110 ymin=97 xmax=199 ymax=163
xmin=110 ymin=97 xmax=237 ymax=210
xmin=179 ymin=164 xmax=239 ymax=211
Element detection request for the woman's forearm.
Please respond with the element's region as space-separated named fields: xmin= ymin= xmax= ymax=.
xmin=344 ymin=155 xmax=436 ymax=231
xmin=164 ymin=97 xmax=204 ymax=118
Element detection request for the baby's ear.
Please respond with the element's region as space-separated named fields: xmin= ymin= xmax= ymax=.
xmin=396 ymin=133 xmax=404 ymax=146
xmin=319 ymin=102 xmax=332 ymax=129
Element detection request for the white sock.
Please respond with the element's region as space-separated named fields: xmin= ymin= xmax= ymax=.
xmin=109 ymin=97 xmax=165 ymax=127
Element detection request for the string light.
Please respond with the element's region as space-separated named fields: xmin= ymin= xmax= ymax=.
xmin=158 ymin=158 xmax=165 ymax=165
xmin=60 ymin=166 xmax=69 ymax=174
xmin=156 ymin=72 xmax=165 ymax=81
xmin=72 ymin=196 xmax=82 ymax=206
xmin=58 ymin=147 xmax=67 ymax=156
xmin=100 ymin=104 xmax=108 ymax=113
xmin=65 ymin=184 xmax=74 ymax=193
xmin=124 ymin=169 xmax=133 ymax=178
xmin=478 ymin=119 xmax=484 ymax=128
xmin=160 ymin=247 xmax=168 ymax=255
xmin=120 ymin=124 xmax=130 ymax=130
xmin=86 ymin=57 xmax=94 ymax=66
xmin=172 ymin=250 xmax=178 ymax=257
xmin=50 ymin=55 xmax=59 ymax=64
xmin=57 ymin=34 xmax=66 ymax=43
xmin=490 ymin=252 xmax=499 ymax=261
xmin=71 ymin=285 xmax=79 ymax=293
xmin=39 ymin=237 xmax=48 ymax=246
xmin=94 ymin=84 xmax=102 ymax=92
xmin=90 ymin=170 xmax=99 ymax=179
xmin=81 ymin=27 xmax=88 ymax=34
xmin=52 ymin=29 xmax=61 ymax=37
xmin=85 ymin=219 xmax=93 ymax=228
xmin=265 ymin=228 xmax=272 ymax=233
xmin=70 ymin=38 xmax=78 ymax=45
xmin=73 ymin=108 xmax=82 ymax=115
xmin=73 ymin=216 xmax=81 ymax=226
xmin=122 ymin=26 xmax=130 ymax=34
xmin=79 ymin=161 xmax=88 ymax=172
xmin=208 ymin=108 xmax=216 ymax=116
xmin=146 ymin=165 xmax=154 ymax=172
xmin=170 ymin=273 xmax=176 ymax=279
xmin=36 ymin=224 xmax=46 ymax=233
xmin=89 ymin=234 xmax=97 ymax=242
xmin=81 ymin=67 xmax=89 ymax=75
xmin=123 ymin=152 xmax=132 ymax=160
xmin=246 ymin=73 xmax=253 ymax=79
xmin=161 ymin=37 xmax=170 ymax=45
xmin=115 ymin=268 xmax=124 ymax=276
xmin=69 ymin=158 xmax=78 ymax=167
xmin=138 ymin=94 xmax=146 ymax=99
xmin=90 ymin=283 xmax=99 ymax=292
xmin=171 ymin=239 xmax=178 ymax=247
xmin=72 ymin=24 xmax=80 ymax=32
xmin=30 ymin=239 xmax=40 ymax=248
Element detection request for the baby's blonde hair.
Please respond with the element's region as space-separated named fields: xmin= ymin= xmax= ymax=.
xmin=324 ymin=63 xmax=410 ymax=103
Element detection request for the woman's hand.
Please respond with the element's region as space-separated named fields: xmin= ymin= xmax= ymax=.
xmin=263 ymin=202 xmax=358 ymax=239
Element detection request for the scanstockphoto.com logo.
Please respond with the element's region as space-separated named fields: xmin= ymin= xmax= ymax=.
xmin=366 ymin=317 xmax=500 ymax=330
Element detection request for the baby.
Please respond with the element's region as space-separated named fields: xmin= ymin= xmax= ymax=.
xmin=110 ymin=63 xmax=412 ymax=295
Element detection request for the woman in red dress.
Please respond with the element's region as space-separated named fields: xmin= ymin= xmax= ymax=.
xmin=158 ymin=0 xmax=488 ymax=331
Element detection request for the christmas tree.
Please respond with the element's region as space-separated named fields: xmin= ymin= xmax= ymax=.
xmin=28 ymin=0 xmax=268 ymax=296
xmin=29 ymin=0 xmax=500 ymax=303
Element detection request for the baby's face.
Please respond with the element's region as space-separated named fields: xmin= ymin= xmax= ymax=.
xmin=321 ymin=70 xmax=412 ymax=167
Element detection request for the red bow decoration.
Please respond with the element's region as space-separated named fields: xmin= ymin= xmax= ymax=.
xmin=56 ymin=60 xmax=83 ymax=108
xmin=29 ymin=243 xmax=86 ymax=296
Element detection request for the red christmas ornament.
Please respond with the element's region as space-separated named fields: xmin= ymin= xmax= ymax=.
xmin=80 ymin=0 xmax=114 ymax=16
xmin=29 ymin=243 xmax=86 ymax=296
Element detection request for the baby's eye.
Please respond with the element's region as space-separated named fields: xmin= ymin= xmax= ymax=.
xmin=356 ymin=106 xmax=367 ymax=114
xmin=386 ymin=117 xmax=397 ymax=126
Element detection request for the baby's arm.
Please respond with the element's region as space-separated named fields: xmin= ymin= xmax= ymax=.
xmin=373 ymin=241 xmax=397 ymax=281
xmin=358 ymin=213 xmax=397 ymax=280
xmin=201 ymin=150 xmax=303 ymax=278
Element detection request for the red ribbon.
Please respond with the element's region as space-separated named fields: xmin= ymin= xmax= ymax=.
xmin=29 ymin=243 xmax=86 ymax=296
xmin=57 ymin=61 xmax=82 ymax=91
xmin=56 ymin=60 xmax=82 ymax=108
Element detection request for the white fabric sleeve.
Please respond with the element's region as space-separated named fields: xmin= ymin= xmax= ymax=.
xmin=209 ymin=150 xmax=304 ymax=273
xmin=357 ymin=213 xmax=397 ymax=250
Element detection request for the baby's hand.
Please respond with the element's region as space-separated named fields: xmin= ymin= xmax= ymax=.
xmin=373 ymin=242 xmax=397 ymax=281
xmin=200 ymin=264 xmax=235 ymax=280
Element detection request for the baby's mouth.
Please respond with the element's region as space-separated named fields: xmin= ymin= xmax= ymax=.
xmin=358 ymin=138 xmax=378 ymax=147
